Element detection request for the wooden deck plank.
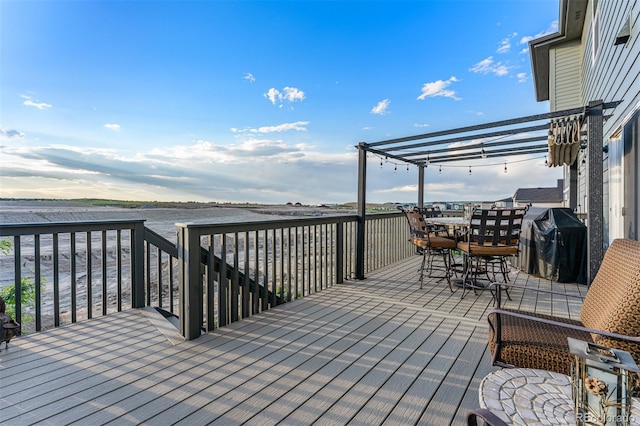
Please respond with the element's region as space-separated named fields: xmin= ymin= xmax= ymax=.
xmin=0 ymin=254 xmax=583 ymax=426
xmin=70 ymin=294 xmax=374 ymax=425
xmin=271 ymin=312 xmax=444 ymax=425
xmin=453 ymin=339 xmax=499 ymax=424
xmin=1 ymin=322 xmax=157 ymax=389
xmin=149 ymin=303 xmax=400 ymax=424
xmin=199 ymin=304 xmax=416 ymax=425
xmin=347 ymin=321 xmax=473 ymax=424
xmin=413 ymin=325 xmax=495 ymax=425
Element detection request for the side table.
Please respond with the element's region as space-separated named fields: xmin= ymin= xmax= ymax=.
xmin=478 ymin=368 xmax=640 ymax=425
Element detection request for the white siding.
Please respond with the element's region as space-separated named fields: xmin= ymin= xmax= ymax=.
xmin=549 ymin=41 xmax=583 ymax=110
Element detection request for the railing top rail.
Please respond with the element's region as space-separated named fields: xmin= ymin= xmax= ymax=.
xmin=0 ymin=219 xmax=146 ymax=236
xmin=365 ymin=211 xmax=404 ymax=219
xmin=176 ymin=214 xmax=360 ymax=235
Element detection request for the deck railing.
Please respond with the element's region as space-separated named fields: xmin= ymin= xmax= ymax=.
xmin=0 ymin=211 xmax=412 ymax=339
xmin=0 ymin=220 xmax=147 ymax=333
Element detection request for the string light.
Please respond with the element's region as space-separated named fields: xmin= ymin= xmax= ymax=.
xmin=481 ymin=143 xmax=487 ymax=159
xmin=372 ymin=153 xmax=548 ymax=175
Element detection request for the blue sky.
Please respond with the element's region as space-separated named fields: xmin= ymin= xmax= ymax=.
xmin=0 ymin=0 xmax=562 ymax=204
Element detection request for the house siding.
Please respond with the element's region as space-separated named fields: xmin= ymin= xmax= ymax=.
xmin=560 ymin=0 xmax=640 ymax=242
xmin=550 ymin=41 xmax=583 ymax=111
xmin=584 ymin=0 xmax=640 ymax=242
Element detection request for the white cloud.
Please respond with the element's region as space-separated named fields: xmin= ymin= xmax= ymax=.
xmin=371 ymin=99 xmax=390 ymax=115
xmin=243 ymin=72 xmax=256 ymax=83
xmin=417 ymin=77 xmax=461 ymax=101
xmin=282 ymin=87 xmax=305 ymax=102
xmin=265 ymin=88 xmax=281 ymax=105
xmin=264 ymin=86 xmax=306 ymax=107
xmin=0 ymin=128 xmax=25 ymax=140
xmin=232 ymin=121 xmax=310 ymax=134
xmin=496 ymin=41 xmax=510 ymax=54
xmin=497 ymin=33 xmax=517 ymax=53
xmin=254 ymin=121 xmax=309 ymax=133
xmin=20 ymin=94 xmax=52 ymax=110
xmin=520 ymin=21 xmax=558 ymax=45
xmin=470 ymin=57 xmax=510 ymax=76
xmin=414 ymin=123 xmax=429 ymax=128
xmin=0 ymin=138 xmax=562 ymax=205
xmin=104 ymin=123 xmax=121 ymax=131
xmin=517 ymin=72 xmax=528 ymax=83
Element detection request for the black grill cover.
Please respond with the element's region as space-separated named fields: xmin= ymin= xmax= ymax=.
xmin=516 ymin=207 xmax=587 ymax=284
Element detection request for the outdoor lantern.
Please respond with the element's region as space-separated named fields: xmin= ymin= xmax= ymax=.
xmin=569 ymin=337 xmax=639 ymax=425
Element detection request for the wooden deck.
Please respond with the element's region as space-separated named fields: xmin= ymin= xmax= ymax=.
xmin=0 ymin=255 xmax=585 ymax=425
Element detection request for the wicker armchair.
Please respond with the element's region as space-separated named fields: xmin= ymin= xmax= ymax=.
xmin=401 ymin=207 xmax=456 ymax=290
xmin=487 ymin=238 xmax=640 ymax=389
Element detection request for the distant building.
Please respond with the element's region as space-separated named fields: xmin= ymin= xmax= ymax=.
xmin=512 ymin=179 xmax=564 ymax=208
xmin=493 ymin=197 xmax=514 ymax=208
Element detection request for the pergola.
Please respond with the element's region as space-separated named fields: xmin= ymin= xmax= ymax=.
xmin=354 ymin=100 xmax=621 ymax=284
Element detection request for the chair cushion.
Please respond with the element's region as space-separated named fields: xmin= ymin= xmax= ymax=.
xmin=428 ymin=236 xmax=456 ymax=249
xmin=457 ymin=241 xmax=518 ymax=256
xmin=411 ymin=236 xmax=456 ymax=249
xmin=488 ymin=309 xmax=591 ymax=376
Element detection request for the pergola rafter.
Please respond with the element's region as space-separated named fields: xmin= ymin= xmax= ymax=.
xmin=373 ymin=123 xmax=550 ymax=154
xmin=354 ymin=100 xmax=622 ymax=284
xmin=428 ymin=145 xmax=550 ymax=164
xmin=402 ymin=135 xmax=550 ymax=161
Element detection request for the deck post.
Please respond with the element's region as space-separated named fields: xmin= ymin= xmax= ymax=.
xmin=418 ymin=165 xmax=424 ymax=208
xmin=177 ymin=224 xmax=204 ymax=340
xmin=131 ymin=221 xmax=146 ymax=308
xmin=335 ymin=220 xmax=344 ymax=284
xmin=587 ymin=100 xmax=604 ymax=284
xmin=356 ymin=143 xmax=367 ymax=279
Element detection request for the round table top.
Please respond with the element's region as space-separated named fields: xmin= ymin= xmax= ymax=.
xmin=479 ymin=368 xmax=640 ymax=425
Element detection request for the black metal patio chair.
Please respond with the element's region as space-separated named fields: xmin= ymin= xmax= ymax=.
xmin=456 ymin=206 xmax=527 ymax=299
xmin=401 ymin=207 xmax=456 ymax=290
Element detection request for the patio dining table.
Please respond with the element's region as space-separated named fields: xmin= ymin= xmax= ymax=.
xmin=424 ymin=217 xmax=474 ymax=289
xmin=426 ymin=215 xmax=519 ymax=297
xmin=426 ymin=216 xmax=468 ymax=229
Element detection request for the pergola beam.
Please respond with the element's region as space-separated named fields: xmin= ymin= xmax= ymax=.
xmin=426 ymin=145 xmax=549 ymax=164
xmin=401 ymin=135 xmax=549 ymax=159
xmin=378 ymin=123 xmax=550 ymax=153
